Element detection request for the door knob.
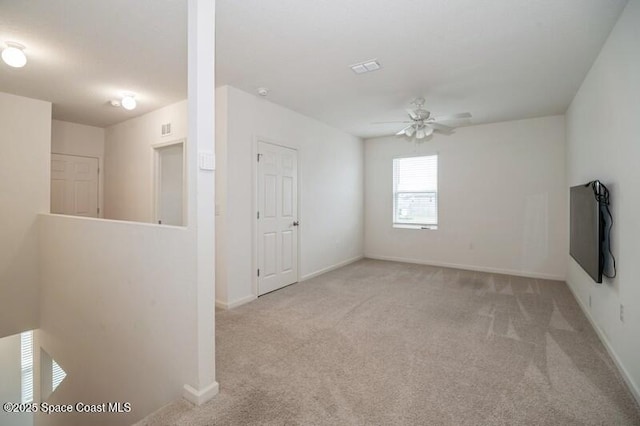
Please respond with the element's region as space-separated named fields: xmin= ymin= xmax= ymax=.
xmin=293 ymin=221 xmax=299 ymax=226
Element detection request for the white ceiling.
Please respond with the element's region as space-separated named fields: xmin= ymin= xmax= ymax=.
xmin=0 ymin=0 xmax=627 ymax=134
xmin=216 ymin=0 xmax=628 ymax=138
xmin=0 ymin=0 xmax=187 ymax=128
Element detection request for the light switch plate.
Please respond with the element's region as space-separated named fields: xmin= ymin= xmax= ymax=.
xmin=199 ymin=152 xmax=215 ymax=171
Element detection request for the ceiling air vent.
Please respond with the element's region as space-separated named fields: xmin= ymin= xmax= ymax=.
xmin=350 ymin=59 xmax=381 ymax=74
xmin=161 ymin=123 xmax=172 ymax=137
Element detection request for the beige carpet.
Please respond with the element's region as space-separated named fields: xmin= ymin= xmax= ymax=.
xmin=138 ymin=259 xmax=640 ymax=425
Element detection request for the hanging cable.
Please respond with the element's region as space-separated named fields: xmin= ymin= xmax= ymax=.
xmin=586 ymin=180 xmax=617 ymax=279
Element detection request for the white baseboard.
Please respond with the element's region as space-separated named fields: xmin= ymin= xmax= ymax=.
xmin=566 ymin=282 xmax=640 ymax=406
xmin=364 ymin=254 xmax=565 ymax=281
xmin=183 ymin=381 xmax=219 ymax=406
xmin=216 ymin=256 xmax=364 ymax=310
xmin=215 ymin=294 xmax=257 ymax=310
xmin=300 ymin=255 xmax=364 ymax=281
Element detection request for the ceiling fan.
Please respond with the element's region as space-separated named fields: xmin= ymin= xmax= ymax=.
xmin=374 ymin=97 xmax=472 ymax=141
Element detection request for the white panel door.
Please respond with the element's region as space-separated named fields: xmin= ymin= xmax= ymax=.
xmin=155 ymin=143 xmax=184 ymax=226
xmin=50 ymin=154 xmax=99 ymax=217
xmin=258 ymin=141 xmax=298 ymax=295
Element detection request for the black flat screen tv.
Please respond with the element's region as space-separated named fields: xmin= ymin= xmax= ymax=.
xmin=570 ymin=183 xmax=603 ymax=283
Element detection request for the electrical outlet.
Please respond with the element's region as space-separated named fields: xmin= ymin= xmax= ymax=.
xmin=620 ymin=304 xmax=624 ymax=322
xmin=589 ymin=295 xmax=592 ymax=308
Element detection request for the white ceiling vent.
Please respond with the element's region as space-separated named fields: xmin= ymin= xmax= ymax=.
xmin=350 ymin=59 xmax=381 ymax=74
xmin=161 ymin=123 xmax=172 ymax=136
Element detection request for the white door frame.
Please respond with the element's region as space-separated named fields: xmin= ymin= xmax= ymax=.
xmin=252 ymin=136 xmax=301 ymax=298
xmin=152 ymin=138 xmax=187 ymax=226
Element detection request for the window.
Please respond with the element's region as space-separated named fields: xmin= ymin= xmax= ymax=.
xmin=38 ymin=348 xmax=67 ymax=401
xmin=20 ymin=331 xmax=33 ymax=403
xmin=52 ymin=359 xmax=67 ymax=392
xmin=393 ymin=155 xmax=438 ymax=229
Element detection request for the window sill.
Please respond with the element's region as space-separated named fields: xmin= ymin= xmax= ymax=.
xmin=393 ymin=224 xmax=438 ymax=230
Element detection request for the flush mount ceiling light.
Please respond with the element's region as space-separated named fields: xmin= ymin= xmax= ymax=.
xmin=350 ymin=59 xmax=381 ymax=74
xmin=109 ymin=93 xmax=138 ymax=111
xmin=2 ymin=42 xmax=27 ymax=68
xmin=121 ymin=93 xmax=137 ymax=110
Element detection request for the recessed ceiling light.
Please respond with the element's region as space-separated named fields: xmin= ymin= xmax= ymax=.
xmin=350 ymin=59 xmax=381 ymax=74
xmin=2 ymin=42 xmax=27 ymax=68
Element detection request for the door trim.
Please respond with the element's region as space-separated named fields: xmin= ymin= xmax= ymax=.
xmin=252 ymin=136 xmax=301 ymax=298
xmin=152 ymin=139 xmax=187 ymax=226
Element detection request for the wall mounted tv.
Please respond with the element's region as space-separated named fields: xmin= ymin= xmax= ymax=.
xmin=569 ymin=182 xmax=607 ymax=283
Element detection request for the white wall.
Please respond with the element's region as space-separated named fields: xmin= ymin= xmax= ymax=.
xmin=51 ymin=120 xmax=105 ymax=217
xmin=0 ymin=92 xmax=51 ymax=338
xmin=1 ymin=3 xmax=216 ymax=425
xmin=104 ymin=100 xmax=187 ymax=223
xmin=565 ymin=0 xmax=640 ymax=402
xmin=37 ymin=215 xmax=198 ymax=426
xmin=34 ymin=2 xmax=218 ymax=422
xmin=365 ymin=115 xmax=566 ymax=279
xmin=215 ymin=85 xmax=364 ymax=307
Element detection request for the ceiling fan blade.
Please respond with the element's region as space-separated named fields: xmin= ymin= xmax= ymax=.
xmin=371 ymin=121 xmax=413 ymax=124
xmin=432 ymin=112 xmax=472 ymax=122
xmin=395 ymin=125 xmax=413 ymax=136
xmin=406 ymin=109 xmax=419 ymax=120
xmin=428 ymin=122 xmax=454 ymax=133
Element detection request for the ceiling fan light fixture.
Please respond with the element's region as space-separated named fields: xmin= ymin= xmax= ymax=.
xmin=374 ymin=98 xmax=472 ymax=141
xmin=2 ymin=42 xmax=27 ymax=68
xmin=424 ymin=127 xmax=434 ymax=137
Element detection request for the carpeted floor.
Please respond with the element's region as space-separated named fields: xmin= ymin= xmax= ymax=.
xmin=137 ymin=259 xmax=640 ymax=425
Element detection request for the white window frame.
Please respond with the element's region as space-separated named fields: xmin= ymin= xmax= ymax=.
xmin=392 ymin=154 xmax=439 ymax=230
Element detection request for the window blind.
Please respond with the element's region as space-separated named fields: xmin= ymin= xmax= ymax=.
xmin=393 ymin=155 xmax=438 ymax=227
xmin=52 ymin=359 xmax=66 ymax=391
xmin=20 ymin=331 xmax=33 ymax=403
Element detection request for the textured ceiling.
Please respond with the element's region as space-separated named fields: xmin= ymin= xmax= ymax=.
xmin=0 ymin=0 xmax=628 ymax=134
xmin=216 ymin=0 xmax=628 ymax=138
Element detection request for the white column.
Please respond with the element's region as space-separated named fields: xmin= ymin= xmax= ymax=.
xmin=183 ymin=0 xmax=218 ymax=405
